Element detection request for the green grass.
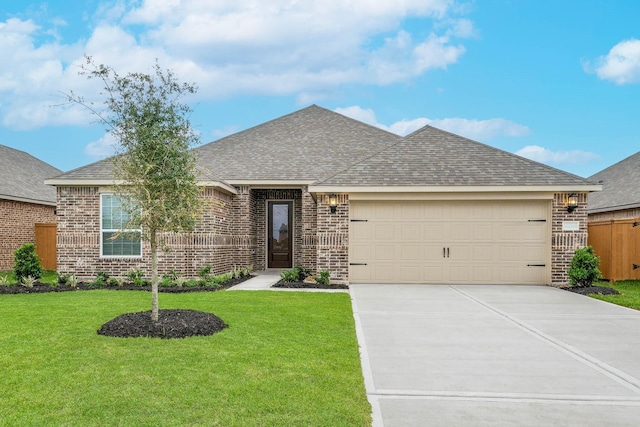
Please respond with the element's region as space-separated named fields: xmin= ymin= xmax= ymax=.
xmin=0 ymin=291 xmax=370 ymax=426
xmin=589 ymin=280 xmax=640 ymax=310
xmin=0 ymin=270 xmax=57 ymax=285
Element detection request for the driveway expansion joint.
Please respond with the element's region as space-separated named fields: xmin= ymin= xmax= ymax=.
xmin=450 ymin=285 xmax=640 ymax=395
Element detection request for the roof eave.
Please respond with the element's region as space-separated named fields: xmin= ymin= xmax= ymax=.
xmin=309 ymin=184 xmax=603 ymax=194
xmin=45 ymin=179 xmax=239 ymax=195
xmin=0 ymin=194 xmax=56 ymax=206
xmin=587 ymin=202 xmax=640 ymax=214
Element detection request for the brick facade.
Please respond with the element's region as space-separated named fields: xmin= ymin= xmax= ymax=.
xmin=316 ymin=193 xmax=349 ymax=283
xmin=56 ymin=186 xmax=237 ymax=280
xmin=0 ymin=199 xmax=57 ymax=270
xmin=55 ymin=186 xmax=585 ymax=286
xmin=551 ymin=192 xmax=589 ymax=286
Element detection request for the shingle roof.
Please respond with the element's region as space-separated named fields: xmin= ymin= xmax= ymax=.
xmin=0 ymin=145 xmax=62 ymax=205
xmin=317 ymin=125 xmax=593 ymax=186
xmin=587 ymin=151 xmax=640 ymax=213
xmin=49 ymin=105 xmax=596 ymax=190
xmin=194 ymin=105 xmax=402 ymax=181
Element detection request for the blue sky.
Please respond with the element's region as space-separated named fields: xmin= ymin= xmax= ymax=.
xmin=0 ymin=0 xmax=638 ymax=178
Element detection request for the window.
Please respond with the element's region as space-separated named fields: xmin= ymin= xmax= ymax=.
xmin=101 ymin=194 xmax=141 ymax=257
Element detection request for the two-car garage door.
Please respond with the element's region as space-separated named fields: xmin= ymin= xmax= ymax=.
xmin=349 ymin=200 xmax=551 ymax=285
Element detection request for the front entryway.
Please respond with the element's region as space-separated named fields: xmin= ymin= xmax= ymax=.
xmin=267 ymin=201 xmax=293 ymax=268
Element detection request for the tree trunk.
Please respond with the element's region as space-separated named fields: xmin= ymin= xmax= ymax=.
xmin=150 ymin=230 xmax=159 ymax=322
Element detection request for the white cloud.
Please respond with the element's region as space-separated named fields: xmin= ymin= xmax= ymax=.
xmin=334 ymin=105 xmax=530 ymax=140
xmin=85 ymin=133 xmax=118 ymax=158
xmin=586 ymin=38 xmax=640 ymax=84
xmin=0 ymin=1 xmax=473 ymax=129
xmin=515 ymin=145 xmax=600 ymax=165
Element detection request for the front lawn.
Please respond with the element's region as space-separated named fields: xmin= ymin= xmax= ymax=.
xmin=589 ymin=280 xmax=640 ymax=310
xmin=0 ymin=291 xmax=370 ymax=426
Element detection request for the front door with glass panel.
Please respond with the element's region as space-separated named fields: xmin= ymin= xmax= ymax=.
xmin=268 ymin=201 xmax=293 ymax=268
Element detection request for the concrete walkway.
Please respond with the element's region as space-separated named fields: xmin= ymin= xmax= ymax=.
xmin=227 ymin=271 xmax=348 ymax=292
xmin=350 ymin=284 xmax=640 ymax=426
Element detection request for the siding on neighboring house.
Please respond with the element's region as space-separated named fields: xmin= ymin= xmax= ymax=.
xmin=0 ymin=200 xmax=57 ymax=270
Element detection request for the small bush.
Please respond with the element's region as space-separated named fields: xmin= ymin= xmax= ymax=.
xmin=568 ymin=246 xmax=602 ymax=287
xmin=198 ymin=265 xmax=212 ymax=283
xmin=280 ymin=268 xmax=300 ymax=283
xmin=97 ymin=271 xmax=110 ymax=285
xmin=0 ymin=275 xmax=11 ymax=286
xmin=13 ymin=243 xmax=43 ymax=281
xmin=57 ymin=273 xmax=71 ymax=285
xmin=108 ymin=277 xmax=123 ymax=287
xmin=67 ymin=275 xmax=78 ymax=288
xmin=295 ymin=266 xmax=312 ymax=280
xmin=127 ymin=269 xmax=145 ymax=286
xmin=21 ymin=275 xmax=36 ymax=288
xmin=315 ymin=270 xmax=331 ymax=285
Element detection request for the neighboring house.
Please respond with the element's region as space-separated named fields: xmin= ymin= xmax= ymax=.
xmin=46 ymin=105 xmax=599 ymax=286
xmin=587 ymin=151 xmax=640 ymax=281
xmin=0 ymin=145 xmax=61 ymax=270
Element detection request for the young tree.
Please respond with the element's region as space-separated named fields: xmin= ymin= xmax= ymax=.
xmin=66 ymin=57 xmax=202 ymax=321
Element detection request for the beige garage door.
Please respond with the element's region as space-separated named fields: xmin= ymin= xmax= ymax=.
xmin=349 ymin=200 xmax=550 ymax=284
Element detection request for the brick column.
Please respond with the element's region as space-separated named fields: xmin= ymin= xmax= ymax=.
xmin=316 ymin=193 xmax=349 ymax=283
xmin=300 ymin=187 xmax=317 ymax=272
xmin=551 ymin=192 xmax=588 ymax=286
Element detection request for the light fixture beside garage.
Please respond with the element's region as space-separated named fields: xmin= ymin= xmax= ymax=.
xmin=329 ymin=194 xmax=338 ymax=213
xmin=566 ymin=193 xmax=579 ymax=213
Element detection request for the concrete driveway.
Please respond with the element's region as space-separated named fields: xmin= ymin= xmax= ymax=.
xmin=350 ymin=284 xmax=640 ymax=426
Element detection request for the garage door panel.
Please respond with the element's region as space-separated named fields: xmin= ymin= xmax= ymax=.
xmin=349 ymin=200 xmax=550 ymax=285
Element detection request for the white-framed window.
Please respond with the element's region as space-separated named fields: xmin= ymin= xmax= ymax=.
xmin=100 ymin=194 xmax=142 ymax=257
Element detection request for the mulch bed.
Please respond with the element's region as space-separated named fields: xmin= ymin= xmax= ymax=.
xmin=97 ymin=309 xmax=228 ymax=339
xmin=272 ymin=280 xmax=348 ymax=289
xmin=0 ymin=275 xmax=253 ymax=295
xmin=564 ymin=285 xmax=620 ymax=295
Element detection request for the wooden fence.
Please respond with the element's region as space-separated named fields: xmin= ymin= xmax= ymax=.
xmin=588 ymin=218 xmax=640 ymax=282
xmin=35 ymin=223 xmax=57 ymax=271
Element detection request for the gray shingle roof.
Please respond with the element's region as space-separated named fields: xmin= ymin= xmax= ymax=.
xmin=587 ymin=151 xmax=640 ymax=213
xmin=0 ymin=145 xmax=62 ymax=205
xmin=317 ymin=125 xmax=593 ymax=186
xmin=49 ymin=105 xmax=596 ymax=190
xmin=194 ymin=105 xmax=402 ymax=181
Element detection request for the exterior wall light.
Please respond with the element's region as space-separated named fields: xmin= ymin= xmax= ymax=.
xmin=328 ymin=194 xmax=338 ymax=213
xmin=566 ymin=193 xmax=579 ymax=213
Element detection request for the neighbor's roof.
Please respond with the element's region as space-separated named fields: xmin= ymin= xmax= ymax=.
xmin=315 ymin=125 xmax=595 ymax=188
xmin=193 ymin=105 xmax=402 ymax=182
xmin=0 ymin=145 xmax=61 ymax=205
xmin=588 ymin=151 xmax=640 ymax=213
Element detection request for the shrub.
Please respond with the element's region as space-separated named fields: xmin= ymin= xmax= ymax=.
xmin=21 ymin=275 xmax=36 ymax=288
xmin=280 ymin=268 xmax=300 ymax=283
xmin=93 ymin=271 xmax=110 ymax=287
xmin=67 ymin=275 xmax=78 ymax=288
xmin=108 ymin=277 xmax=123 ymax=287
xmin=127 ymin=269 xmax=145 ymax=286
xmin=13 ymin=243 xmax=43 ymax=281
xmin=315 ymin=270 xmax=331 ymax=285
xmin=57 ymin=273 xmax=71 ymax=285
xmin=0 ymin=275 xmax=10 ymax=286
xmin=197 ymin=265 xmax=212 ymax=283
xmin=295 ymin=266 xmax=312 ymax=280
xmin=568 ymin=246 xmax=602 ymax=287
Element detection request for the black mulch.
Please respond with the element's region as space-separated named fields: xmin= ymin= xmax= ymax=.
xmin=564 ymin=285 xmax=620 ymax=295
xmin=272 ymin=280 xmax=348 ymax=289
xmin=0 ymin=275 xmax=253 ymax=295
xmin=97 ymin=309 xmax=228 ymax=339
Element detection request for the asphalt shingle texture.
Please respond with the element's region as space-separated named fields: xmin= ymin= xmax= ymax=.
xmin=588 ymin=151 xmax=640 ymax=212
xmin=0 ymin=145 xmax=61 ymax=204
xmin=318 ymin=125 xmax=593 ymax=186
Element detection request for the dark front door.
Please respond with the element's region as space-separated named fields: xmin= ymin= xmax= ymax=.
xmin=268 ymin=201 xmax=293 ymax=268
